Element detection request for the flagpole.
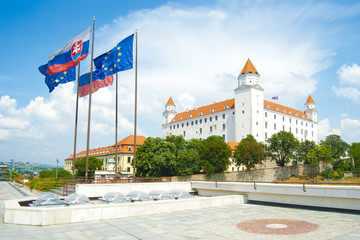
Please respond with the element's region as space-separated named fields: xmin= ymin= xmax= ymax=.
xmin=114 ymin=73 xmax=118 ymax=181
xmin=85 ymin=17 xmax=95 ymax=183
xmin=133 ymin=30 xmax=138 ymax=182
xmin=72 ymin=62 xmax=81 ymax=181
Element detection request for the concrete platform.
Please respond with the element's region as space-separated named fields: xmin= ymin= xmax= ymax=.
xmin=1 ymin=182 xmax=360 ymax=239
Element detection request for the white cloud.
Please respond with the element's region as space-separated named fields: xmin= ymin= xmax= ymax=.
xmin=332 ymin=86 xmax=360 ymax=104
xmin=177 ymin=93 xmax=196 ymax=112
xmin=340 ymin=113 xmax=348 ymax=118
xmin=340 ymin=118 xmax=360 ymax=143
xmin=337 ymin=63 xmax=360 ymax=86
xmin=318 ymin=118 xmax=341 ymax=141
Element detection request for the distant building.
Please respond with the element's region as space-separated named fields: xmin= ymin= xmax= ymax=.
xmin=0 ymin=165 xmax=8 ymax=181
xmin=65 ymin=135 xmax=146 ymax=177
xmin=162 ymin=59 xmax=318 ymax=143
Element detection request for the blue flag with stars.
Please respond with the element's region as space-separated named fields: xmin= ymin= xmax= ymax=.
xmin=39 ymin=64 xmax=76 ymax=93
xmin=94 ymin=34 xmax=134 ymax=76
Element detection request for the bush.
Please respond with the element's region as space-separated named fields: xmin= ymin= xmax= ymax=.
xmin=25 ymin=178 xmax=64 ymax=192
xmin=321 ymin=168 xmax=343 ymax=180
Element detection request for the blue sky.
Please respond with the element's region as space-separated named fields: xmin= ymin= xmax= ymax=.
xmin=1 ymin=0 xmax=360 ymax=166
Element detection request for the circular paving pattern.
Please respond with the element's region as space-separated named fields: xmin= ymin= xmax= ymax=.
xmin=236 ymin=219 xmax=319 ymax=235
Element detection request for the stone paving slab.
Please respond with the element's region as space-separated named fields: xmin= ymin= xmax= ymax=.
xmin=1 ymin=182 xmax=360 ymax=239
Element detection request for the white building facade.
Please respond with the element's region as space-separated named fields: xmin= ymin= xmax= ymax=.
xmin=162 ymin=59 xmax=318 ymax=143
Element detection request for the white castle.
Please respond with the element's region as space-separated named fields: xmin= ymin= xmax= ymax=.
xmin=162 ymin=59 xmax=318 ymax=143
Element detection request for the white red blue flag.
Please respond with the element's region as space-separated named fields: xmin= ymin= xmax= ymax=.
xmin=272 ymin=96 xmax=278 ymax=100
xmin=78 ymin=67 xmax=114 ymax=97
xmin=45 ymin=26 xmax=91 ymax=74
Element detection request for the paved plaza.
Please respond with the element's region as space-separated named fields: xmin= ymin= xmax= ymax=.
xmin=1 ymin=182 xmax=360 ymax=240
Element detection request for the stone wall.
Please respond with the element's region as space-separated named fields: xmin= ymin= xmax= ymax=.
xmin=172 ymin=163 xmax=329 ymax=182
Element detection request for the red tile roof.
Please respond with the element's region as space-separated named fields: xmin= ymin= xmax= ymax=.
xmin=166 ymin=97 xmax=175 ymax=105
xmin=66 ymin=135 xmax=146 ymax=160
xmin=170 ymin=98 xmax=311 ymax=123
xmin=240 ymin=59 xmax=259 ymax=75
xmin=306 ymin=95 xmax=315 ymax=104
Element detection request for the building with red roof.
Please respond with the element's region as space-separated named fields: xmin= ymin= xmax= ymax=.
xmin=162 ymin=59 xmax=318 ymax=144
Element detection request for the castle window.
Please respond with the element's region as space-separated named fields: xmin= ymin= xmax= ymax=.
xmin=186 ymin=122 xmax=189 ymax=126
xmin=177 ymin=124 xmax=179 ymax=128
xmin=276 ymin=108 xmax=279 ymax=111
xmin=200 ymin=119 xmax=202 ymax=124
xmin=205 ymin=118 xmax=207 ymax=123
xmin=265 ymin=133 xmax=268 ymax=139
xmin=267 ymin=105 xmax=270 ymax=109
xmin=265 ymin=112 xmax=267 ymax=117
xmin=289 ymin=111 xmax=292 ymax=114
xmin=222 ymin=124 xmax=226 ymax=130
xmin=295 ymin=113 xmax=298 ymax=117
xmin=210 ymin=109 xmax=214 ymax=113
xmin=265 ymin=122 xmax=268 ymax=128
xmin=127 ymin=167 xmax=131 ymax=172
xmin=283 ymin=116 xmax=285 ymax=122
xmin=182 ymin=123 xmax=184 ymax=127
xmin=296 ymin=128 xmax=298 ymax=134
xmin=274 ymin=124 xmax=276 ymax=130
xmin=128 ymin=146 xmax=132 ymax=151
xmin=210 ymin=117 xmax=212 ymax=122
xmin=183 ymin=131 xmax=186 ymax=136
xmin=199 ymin=112 xmax=203 ymax=116
xmin=222 ymin=114 xmax=225 ymax=119
xmin=170 ymin=126 xmax=172 ymax=130
xmin=200 ymin=128 xmax=202 ymax=134
xmin=283 ymin=110 xmax=286 ymax=113
xmin=195 ymin=120 xmax=198 ymax=125
xmin=290 ymin=118 xmax=292 ymax=123
xmin=222 ymin=135 xmax=225 ymax=140
xmin=127 ymin=157 xmax=131 ymax=163
xmin=242 ymin=110 xmax=244 ymax=114
xmin=301 ymin=122 xmax=303 ymax=126
xmin=224 ymin=105 xmax=229 ymax=109
xmin=189 ymin=114 xmax=192 ymax=118
xmin=179 ymin=117 xmax=182 ymax=120
xmin=215 ymin=116 xmax=218 ymax=121
xmin=191 ymin=121 xmax=194 ymax=126
xmin=274 ymin=114 xmax=276 ymax=119
xmin=283 ymin=125 xmax=285 ymax=131
xmin=306 ymin=123 xmax=308 ymax=127
xmin=210 ymin=126 xmax=213 ymax=132
xmin=296 ymin=120 xmax=298 ymax=125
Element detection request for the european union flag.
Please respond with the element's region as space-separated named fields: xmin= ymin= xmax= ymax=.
xmin=94 ymin=34 xmax=134 ymax=76
xmin=39 ymin=64 xmax=76 ymax=93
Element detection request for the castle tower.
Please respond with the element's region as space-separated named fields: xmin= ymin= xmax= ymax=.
xmin=305 ymin=95 xmax=317 ymax=122
xmin=162 ymin=97 xmax=177 ymax=125
xmin=234 ymin=59 xmax=264 ymax=142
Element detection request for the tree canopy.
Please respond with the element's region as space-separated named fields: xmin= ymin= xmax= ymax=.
xmin=233 ymin=135 xmax=266 ymax=171
xmin=296 ymin=140 xmax=316 ymax=164
xmin=320 ymin=134 xmax=350 ymax=161
xmin=348 ymin=142 xmax=360 ymax=174
xmin=75 ymin=156 xmax=103 ymax=178
xmin=266 ymin=131 xmax=299 ymax=166
xmin=39 ymin=168 xmax=72 ymax=178
xmin=199 ymin=136 xmax=232 ymax=175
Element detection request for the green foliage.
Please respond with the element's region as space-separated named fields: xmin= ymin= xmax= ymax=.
xmin=320 ymin=134 xmax=350 ymax=162
xmin=233 ymin=134 xmax=266 ymax=171
xmin=75 ymin=156 xmax=103 ymax=178
xmin=6 ymin=169 xmax=19 ymax=181
xmin=296 ymin=140 xmax=316 ymax=164
xmin=136 ymin=137 xmax=177 ymax=177
xmin=25 ymin=178 xmax=63 ymax=192
xmin=199 ymin=136 xmax=232 ymax=175
xmin=321 ymin=168 xmax=341 ymax=180
xmin=39 ymin=168 xmax=72 ymax=178
xmin=266 ymin=131 xmax=299 ymax=166
xmin=348 ymin=142 xmax=360 ymax=174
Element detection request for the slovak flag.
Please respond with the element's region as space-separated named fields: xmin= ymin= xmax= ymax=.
xmin=272 ymin=96 xmax=279 ymax=100
xmin=45 ymin=26 xmax=91 ymax=74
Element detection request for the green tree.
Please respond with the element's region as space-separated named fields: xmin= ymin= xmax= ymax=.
xmin=135 ymin=137 xmax=177 ymax=177
xmin=199 ymin=136 xmax=232 ymax=175
xmin=266 ymin=131 xmax=299 ymax=167
xmin=320 ymin=134 xmax=350 ymax=161
xmin=176 ymin=138 xmax=202 ymax=175
xmin=39 ymin=168 xmax=72 ymax=178
xmin=75 ymin=156 xmax=103 ymax=178
xmin=233 ymin=135 xmax=266 ymax=171
xmin=306 ymin=145 xmax=333 ymax=182
xmin=296 ymin=140 xmax=316 ymax=164
xmin=348 ymin=142 xmax=360 ymax=174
